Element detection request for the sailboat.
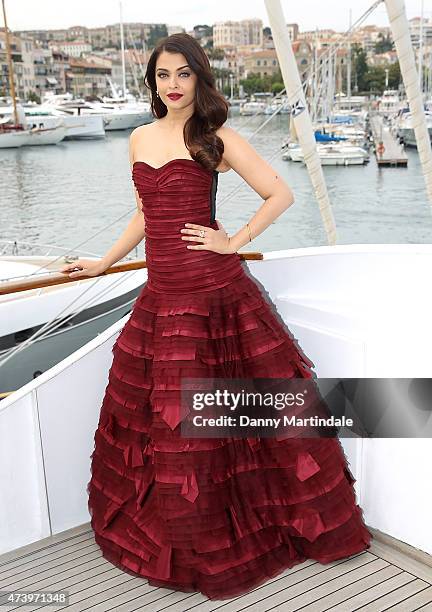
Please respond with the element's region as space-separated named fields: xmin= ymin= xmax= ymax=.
xmin=86 ymin=2 xmax=153 ymax=130
xmin=0 ymin=0 xmax=32 ymax=148
xmin=0 ymin=1 xmax=67 ymax=147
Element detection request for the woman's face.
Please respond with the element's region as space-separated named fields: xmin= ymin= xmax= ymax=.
xmin=155 ymin=51 xmax=197 ymax=111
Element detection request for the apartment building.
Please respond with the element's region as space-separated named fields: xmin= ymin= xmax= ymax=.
xmin=67 ymin=57 xmax=111 ymax=97
xmin=243 ymin=40 xmax=312 ymax=80
xmin=213 ymin=19 xmax=263 ymax=50
xmin=55 ymin=41 xmax=92 ymax=58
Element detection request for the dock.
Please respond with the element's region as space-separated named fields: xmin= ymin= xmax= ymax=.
xmin=369 ymin=114 xmax=408 ymax=167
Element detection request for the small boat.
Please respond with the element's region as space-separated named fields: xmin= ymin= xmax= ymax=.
xmin=288 ymin=143 xmax=369 ymax=165
xmin=239 ymin=101 xmax=267 ymax=116
xmin=263 ymin=98 xmax=290 ymax=114
xmin=0 ymin=16 xmax=67 ymax=148
xmin=315 ymin=123 xmax=369 ymax=148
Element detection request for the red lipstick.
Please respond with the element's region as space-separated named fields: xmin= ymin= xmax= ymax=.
xmin=167 ymin=93 xmax=183 ymax=100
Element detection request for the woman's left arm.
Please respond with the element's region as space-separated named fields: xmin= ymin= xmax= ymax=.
xmin=218 ymin=125 xmax=295 ymax=252
xmin=181 ymin=126 xmax=295 ymax=254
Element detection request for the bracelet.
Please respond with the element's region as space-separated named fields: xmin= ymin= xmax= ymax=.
xmin=246 ymin=222 xmax=252 ymax=242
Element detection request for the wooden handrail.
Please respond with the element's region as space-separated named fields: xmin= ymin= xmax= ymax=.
xmin=0 ymin=391 xmax=14 ymax=398
xmin=0 ymin=253 xmax=264 ymax=296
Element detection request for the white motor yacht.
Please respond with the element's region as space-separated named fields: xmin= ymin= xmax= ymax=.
xmin=394 ymin=107 xmax=432 ymax=147
xmin=378 ymin=89 xmax=402 ymax=117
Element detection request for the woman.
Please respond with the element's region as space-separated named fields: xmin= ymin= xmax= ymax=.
xmin=61 ymin=33 xmax=372 ymax=601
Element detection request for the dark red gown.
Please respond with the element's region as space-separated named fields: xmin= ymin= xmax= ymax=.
xmin=87 ymin=158 xmax=372 ymax=601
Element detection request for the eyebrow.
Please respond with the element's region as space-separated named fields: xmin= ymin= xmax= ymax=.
xmin=156 ymin=65 xmax=190 ymax=72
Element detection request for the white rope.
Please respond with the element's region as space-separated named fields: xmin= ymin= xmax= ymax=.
xmin=0 ymin=205 xmax=136 ymax=282
xmin=0 ymin=269 xmax=139 ymax=368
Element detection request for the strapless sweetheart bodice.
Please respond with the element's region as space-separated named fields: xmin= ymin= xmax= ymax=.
xmin=132 ymin=158 xmax=244 ymax=294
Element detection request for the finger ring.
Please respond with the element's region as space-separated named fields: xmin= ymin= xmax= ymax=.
xmin=199 ymin=229 xmax=205 ymax=238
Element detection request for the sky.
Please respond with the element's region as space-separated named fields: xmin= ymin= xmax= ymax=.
xmin=5 ymin=0 xmax=431 ymax=33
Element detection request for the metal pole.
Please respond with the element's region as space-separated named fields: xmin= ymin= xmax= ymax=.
xmin=347 ymin=8 xmax=352 ymax=109
xmin=385 ymin=0 xmax=432 ymax=204
xmin=119 ymin=0 xmax=126 ymax=98
xmin=1 ymin=0 xmax=19 ymax=126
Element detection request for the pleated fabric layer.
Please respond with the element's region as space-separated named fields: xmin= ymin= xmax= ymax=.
xmin=131 ymin=158 xmax=245 ymax=294
xmin=87 ymin=159 xmax=372 ymax=601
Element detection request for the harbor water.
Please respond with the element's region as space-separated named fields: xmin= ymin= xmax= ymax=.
xmin=1 ymin=113 xmax=432 ymax=258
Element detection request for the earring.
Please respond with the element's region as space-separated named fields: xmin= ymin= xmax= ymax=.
xmin=156 ymin=91 xmax=160 ymax=98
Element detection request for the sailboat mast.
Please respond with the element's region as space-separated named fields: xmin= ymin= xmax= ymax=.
xmin=1 ymin=0 xmax=19 ymax=126
xmin=347 ymin=9 xmax=352 ymax=110
xmin=264 ymin=0 xmax=337 ymax=245
xmin=385 ymin=0 xmax=432 ymax=205
xmin=419 ymin=0 xmax=424 ymax=94
xmin=119 ymin=0 xmax=126 ymax=98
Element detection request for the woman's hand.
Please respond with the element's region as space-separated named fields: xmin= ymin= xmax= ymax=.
xmin=180 ymin=220 xmax=235 ymax=254
xmin=59 ymin=258 xmax=107 ymax=279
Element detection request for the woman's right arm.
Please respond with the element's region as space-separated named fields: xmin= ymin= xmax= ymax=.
xmin=60 ymin=129 xmax=146 ymax=278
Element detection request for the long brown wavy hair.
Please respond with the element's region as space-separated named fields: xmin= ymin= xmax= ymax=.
xmin=144 ymin=33 xmax=229 ymax=171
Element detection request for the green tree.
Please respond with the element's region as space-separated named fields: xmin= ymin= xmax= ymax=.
xmin=271 ymin=81 xmax=284 ymax=94
xmin=240 ymin=73 xmax=262 ymax=95
xmin=239 ymin=70 xmax=282 ymax=95
xmin=374 ymin=33 xmax=394 ymax=54
xmin=364 ymin=66 xmax=386 ymax=93
xmin=388 ymin=61 xmax=401 ymax=89
xmin=352 ymin=43 xmax=368 ymax=92
xmin=147 ymin=24 xmax=168 ymax=49
xmin=27 ymin=91 xmax=40 ymax=104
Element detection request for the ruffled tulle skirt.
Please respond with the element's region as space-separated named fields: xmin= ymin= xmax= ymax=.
xmin=87 ymin=269 xmax=372 ymax=600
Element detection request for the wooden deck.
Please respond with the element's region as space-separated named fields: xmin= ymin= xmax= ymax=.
xmin=369 ymin=115 xmax=408 ymax=167
xmin=0 ymin=523 xmax=431 ymax=611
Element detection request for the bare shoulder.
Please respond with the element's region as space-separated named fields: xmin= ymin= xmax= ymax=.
xmin=130 ymin=122 xmax=155 ymax=145
xmin=214 ymin=126 xmax=241 ymax=172
xmin=215 ymin=124 xmax=239 ymax=143
xmin=129 ymin=122 xmax=158 ymax=164
xmin=215 ymin=125 xmax=293 ymax=201
xmin=215 ymin=124 xmax=259 ymax=166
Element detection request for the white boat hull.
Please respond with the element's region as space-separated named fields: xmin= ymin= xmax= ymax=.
xmin=289 ymin=144 xmax=368 ymax=165
xmin=0 ymin=130 xmax=30 ymax=148
xmin=319 ymin=155 xmax=366 ymax=166
xmin=56 ymin=114 xmax=105 ymax=139
xmin=398 ymin=126 xmax=432 ymax=147
xmin=24 ymin=126 xmax=67 ymax=145
xmin=103 ymin=112 xmax=144 ymax=130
